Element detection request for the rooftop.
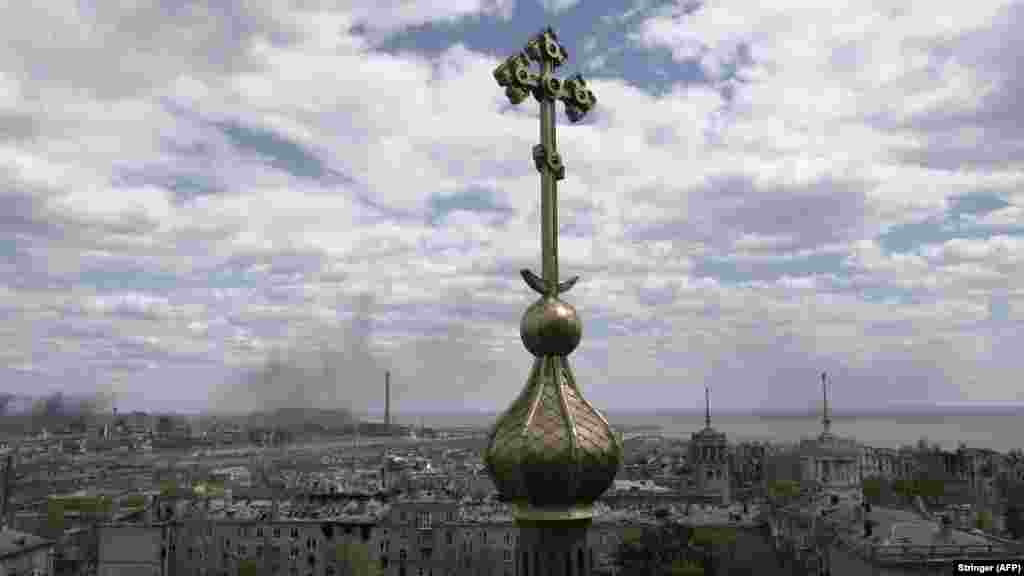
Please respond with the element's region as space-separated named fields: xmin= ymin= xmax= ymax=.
xmin=0 ymin=529 xmax=52 ymax=560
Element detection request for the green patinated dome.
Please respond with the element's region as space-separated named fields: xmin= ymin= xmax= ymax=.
xmin=484 ymin=355 xmax=622 ymax=519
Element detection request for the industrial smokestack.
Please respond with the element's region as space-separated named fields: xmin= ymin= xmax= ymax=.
xmin=1 ymin=451 xmax=13 ymax=530
xmin=385 ymin=371 xmax=391 ymax=428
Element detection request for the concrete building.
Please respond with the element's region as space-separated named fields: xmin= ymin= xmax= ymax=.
xmin=0 ymin=528 xmax=54 ymax=576
xmin=730 ymin=441 xmax=767 ymax=500
xmin=688 ymin=388 xmax=730 ymax=505
xmin=859 ymin=447 xmax=900 ymax=481
xmin=798 ymin=373 xmax=859 ymax=491
xmin=96 ymin=524 xmax=164 ymax=576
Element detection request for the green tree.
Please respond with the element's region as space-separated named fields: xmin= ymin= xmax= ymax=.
xmin=861 ymin=477 xmax=882 ymax=504
xmin=46 ymin=498 xmax=65 ymax=538
xmin=768 ymin=480 xmax=800 ymax=505
xmin=613 ymin=523 xmax=694 ymax=575
xmin=690 ymin=527 xmax=737 ymax=548
xmin=159 ymin=479 xmax=182 ymax=498
xmin=335 ymin=541 xmax=382 ymax=576
xmin=668 ymin=559 xmax=704 ymax=575
xmin=238 ymin=558 xmax=259 ymax=576
xmin=976 ymin=509 xmax=993 ymax=531
xmin=893 ymin=478 xmax=916 ymax=502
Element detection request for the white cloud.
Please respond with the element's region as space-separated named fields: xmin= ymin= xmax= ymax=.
xmin=1 ymin=1 xmax=1023 ymax=413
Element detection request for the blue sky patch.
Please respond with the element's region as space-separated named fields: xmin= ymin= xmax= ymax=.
xmin=214 ymin=119 xmax=353 ymax=184
xmin=78 ymin=268 xmax=182 ymax=294
xmin=371 ymin=0 xmax=700 ymax=96
xmin=692 ymin=252 xmax=850 ymax=284
xmin=427 ymin=186 xmax=514 ymax=226
xmin=879 ymin=191 xmax=1019 ymax=254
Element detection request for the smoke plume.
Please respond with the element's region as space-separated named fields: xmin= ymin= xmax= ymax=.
xmin=211 ymin=287 xmax=509 ymax=417
xmin=211 ymin=292 xmax=381 ymax=415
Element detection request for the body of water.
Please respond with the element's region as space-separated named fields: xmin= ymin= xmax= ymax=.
xmin=396 ymin=411 xmax=1023 ymax=453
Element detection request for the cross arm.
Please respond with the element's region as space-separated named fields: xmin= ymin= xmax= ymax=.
xmin=494 ymin=56 xmax=597 ymax=123
xmin=493 ymin=52 xmax=538 ymax=105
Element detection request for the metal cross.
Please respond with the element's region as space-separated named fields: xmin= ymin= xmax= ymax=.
xmin=493 ymin=27 xmax=597 ymax=298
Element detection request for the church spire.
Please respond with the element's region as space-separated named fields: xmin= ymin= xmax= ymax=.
xmin=821 ymin=371 xmax=831 ymax=435
xmin=705 ymin=386 xmax=711 ymax=429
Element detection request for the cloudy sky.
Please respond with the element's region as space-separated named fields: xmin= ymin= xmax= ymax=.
xmin=2 ymin=0 xmax=1022 ymax=415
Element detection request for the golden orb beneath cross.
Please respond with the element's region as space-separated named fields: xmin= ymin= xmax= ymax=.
xmin=520 ymin=296 xmax=581 ymax=357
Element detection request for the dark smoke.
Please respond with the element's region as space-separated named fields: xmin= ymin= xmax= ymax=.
xmin=211 ymin=292 xmax=382 ymax=415
xmin=14 ymin=391 xmax=117 ymax=434
xmin=211 ymin=287 xmax=506 ymax=417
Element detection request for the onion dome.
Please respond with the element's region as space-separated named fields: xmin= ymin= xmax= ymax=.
xmin=484 ymin=296 xmax=622 ymax=520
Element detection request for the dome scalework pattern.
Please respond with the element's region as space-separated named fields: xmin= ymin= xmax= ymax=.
xmin=484 ymin=353 xmax=622 ymax=519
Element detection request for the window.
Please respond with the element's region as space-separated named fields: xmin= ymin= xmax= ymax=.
xmin=421 ymin=548 xmax=433 ymax=561
xmin=290 ymin=547 xmax=299 ymax=560
xmin=290 ymin=528 xmax=299 ymax=540
xmin=503 ymin=550 xmax=512 ymax=562
xmin=306 ymin=538 xmax=318 ymax=551
xmin=257 ymin=527 xmax=264 ymax=538
xmin=504 ymin=533 xmax=512 ymax=546
xmin=445 ymin=532 xmax=453 ymax=546
xmin=273 ymin=528 xmax=281 ymax=539
xmin=256 ymin=545 xmax=264 ymax=558
xmin=400 ymin=528 xmax=408 ymax=539
xmin=239 ymin=526 xmax=247 ymax=537
xmin=239 ymin=544 xmax=247 ymax=557
xmin=419 ymin=533 xmax=431 ymax=545
xmin=399 ymin=550 xmax=407 ymax=562
xmin=417 ymin=511 xmax=432 ymax=529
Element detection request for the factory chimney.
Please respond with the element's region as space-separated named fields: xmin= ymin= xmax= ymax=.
xmin=1 ymin=451 xmax=13 ymax=530
xmin=385 ymin=371 xmax=391 ymax=428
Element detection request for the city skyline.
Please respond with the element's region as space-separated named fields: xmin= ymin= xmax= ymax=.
xmin=1 ymin=1 xmax=1022 ymax=414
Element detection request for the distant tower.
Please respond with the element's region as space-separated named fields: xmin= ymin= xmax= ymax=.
xmin=704 ymin=385 xmax=711 ymax=429
xmin=385 ymin=371 xmax=391 ymax=428
xmin=1 ymin=451 xmax=14 ymax=530
xmin=690 ymin=386 xmax=730 ymax=505
xmin=821 ymin=371 xmax=831 ymax=436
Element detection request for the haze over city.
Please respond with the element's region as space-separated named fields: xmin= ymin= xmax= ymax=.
xmin=2 ymin=0 xmax=1023 ymax=415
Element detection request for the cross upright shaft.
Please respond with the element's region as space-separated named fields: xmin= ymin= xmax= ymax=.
xmin=493 ymin=27 xmax=597 ymax=298
xmin=539 ymin=57 xmax=558 ymax=294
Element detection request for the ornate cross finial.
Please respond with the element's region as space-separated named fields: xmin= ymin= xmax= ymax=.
xmin=485 ymin=28 xmax=621 ymax=523
xmin=494 ymin=26 xmax=597 ymax=300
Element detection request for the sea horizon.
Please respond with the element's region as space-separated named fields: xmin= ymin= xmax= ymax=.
xmin=371 ymin=409 xmax=1024 ymax=453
